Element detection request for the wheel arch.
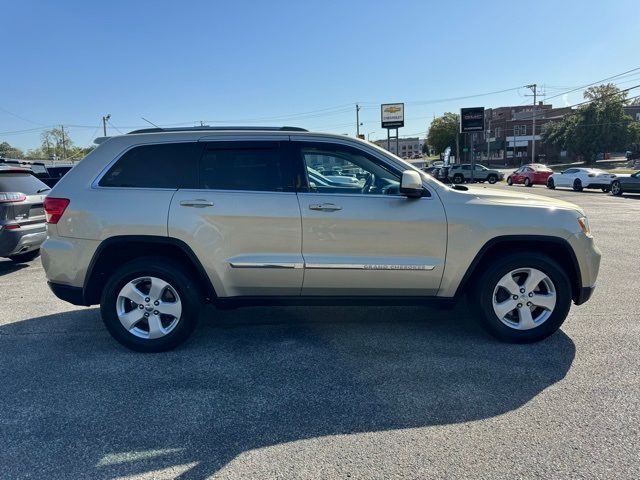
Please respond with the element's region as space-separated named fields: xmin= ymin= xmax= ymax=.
xmin=83 ymin=235 xmax=216 ymax=306
xmin=455 ymin=235 xmax=582 ymax=303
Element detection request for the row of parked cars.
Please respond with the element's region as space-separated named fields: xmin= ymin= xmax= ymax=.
xmin=506 ymin=163 xmax=640 ymax=196
xmin=423 ymin=160 xmax=640 ymax=197
xmin=0 ymin=159 xmax=74 ymax=262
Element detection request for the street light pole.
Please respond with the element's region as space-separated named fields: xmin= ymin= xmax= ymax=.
xmin=102 ymin=114 xmax=111 ymax=136
xmin=356 ymin=104 xmax=360 ymax=137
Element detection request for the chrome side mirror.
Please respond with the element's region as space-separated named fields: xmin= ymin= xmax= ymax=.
xmin=400 ymin=170 xmax=423 ymax=198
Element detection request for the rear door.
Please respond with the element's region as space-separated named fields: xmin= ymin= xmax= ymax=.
xmin=293 ymin=139 xmax=447 ymax=296
xmin=168 ymin=139 xmax=304 ymax=297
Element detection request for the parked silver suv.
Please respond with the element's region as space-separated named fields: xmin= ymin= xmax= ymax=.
xmin=41 ymin=127 xmax=601 ymax=352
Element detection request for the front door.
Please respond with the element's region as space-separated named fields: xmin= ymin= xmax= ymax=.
xmin=168 ymin=139 xmax=304 ymax=297
xmin=293 ymin=140 xmax=447 ymax=296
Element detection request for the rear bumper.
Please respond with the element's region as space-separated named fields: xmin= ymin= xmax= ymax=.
xmin=47 ymin=281 xmax=88 ymax=306
xmin=0 ymin=224 xmax=46 ymax=257
xmin=575 ymin=285 xmax=595 ymax=305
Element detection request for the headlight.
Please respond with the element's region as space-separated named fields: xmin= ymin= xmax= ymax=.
xmin=577 ymin=216 xmax=592 ymax=238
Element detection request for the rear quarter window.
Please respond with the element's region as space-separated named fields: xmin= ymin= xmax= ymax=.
xmin=99 ymin=143 xmax=200 ymax=188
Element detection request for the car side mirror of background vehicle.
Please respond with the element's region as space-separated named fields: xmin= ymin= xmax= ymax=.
xmin=400 ymin=170 xmax=423 ymax=198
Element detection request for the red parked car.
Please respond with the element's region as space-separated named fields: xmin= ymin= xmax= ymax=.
xmin=506 ymin=164 xmax=553 ymax=187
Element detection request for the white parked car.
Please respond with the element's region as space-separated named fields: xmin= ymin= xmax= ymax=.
xmin=547 ymin=168 xmax=617 ymax=192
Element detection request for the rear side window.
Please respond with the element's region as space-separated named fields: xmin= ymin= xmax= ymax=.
xmin=0 ymin=173 xmax=49 ymax=194
xmin=199 ymin=142 xmax=292 ymax=192
xmin=99 ymin=143 xmax=200 ymax=188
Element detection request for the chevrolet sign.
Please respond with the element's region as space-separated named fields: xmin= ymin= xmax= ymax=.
xmin=381 ymin=103 xmax=404 ymax=128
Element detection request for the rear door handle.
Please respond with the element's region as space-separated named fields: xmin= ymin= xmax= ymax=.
xmin=309 ymin=203 xmax=342 ymax=212
xmin=180 ymin=199 xmax=214 ymax=208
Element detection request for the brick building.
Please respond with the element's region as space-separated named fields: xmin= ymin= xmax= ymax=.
xmin=468 ymin=103 xmax=572 ymax=166
xmin=623 ymin=105 xmax=640 ymax=122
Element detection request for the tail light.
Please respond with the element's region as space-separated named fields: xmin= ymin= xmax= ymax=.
xmin=43 ymin=197 xmax=70 ymax=224
xmin=0 ymin=192 xmax=27 ymax=203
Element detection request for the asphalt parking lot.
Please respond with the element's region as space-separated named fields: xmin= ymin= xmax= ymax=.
xmin=1 ymin=184 xmax=638 ymax=479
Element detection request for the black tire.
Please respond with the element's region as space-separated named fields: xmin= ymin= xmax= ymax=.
xmin=473 ymin=253 xmax=572 ymax=343
xmin=610 ymin=180 xmax=623 ymax=196
xmin=547 ymin=178 xmax=555 ymax=189
xmin=487 ymin=174 xmax=498 ymax=184
xmin=573 ymin=179 xmax=583 ymax=192
xmin=8 ymin=249 xmax=40 ymax=263
xmin=100 ymin=257 xmax=202 ymax=352
xmin=452 ymin=174 xmax=464 ymax=184
xmin=506 ymin=176 xmax=513 ymax=185
xmin=524 ymin=178 xmax=532 ymax=187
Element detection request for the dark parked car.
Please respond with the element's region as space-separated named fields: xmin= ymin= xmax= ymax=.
xmin=0 ymin=159 xmax=74 ymax=187
xmin=610 ymin=171 xmax=640 ymax=196
xmin=0 ymin=167 xmax=50 ymax=262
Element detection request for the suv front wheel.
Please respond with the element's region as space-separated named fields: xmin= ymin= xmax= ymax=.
xmin=100 ymin=257 xmax=201 ymax=352
xmin=474 ymin=253 xmax=571 ymax=343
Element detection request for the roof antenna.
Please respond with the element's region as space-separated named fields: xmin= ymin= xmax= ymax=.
xmin=141 ymin=117 xmax=162 ymax=129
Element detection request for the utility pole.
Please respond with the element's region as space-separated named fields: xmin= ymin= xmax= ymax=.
xmin=356 ymin=104 xmax=361 ymax=137
xmin=486 ymin=118 xmax=491 ymax=162
xmin=60 ymin=125 xmax=67 ymax=160
xmin=526 ymin=84 xmax=537 ymax=162
xmin=102 ymin=114 xmax=111 ymax=136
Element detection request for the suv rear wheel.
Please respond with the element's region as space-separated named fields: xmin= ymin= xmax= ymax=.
xmin=474 ymin=253 xmax=571 ymax=343
xmin=452 ymin=173 xmax=464 ymax=183
xmin=100 ymin=257 xmax=201 ymax=352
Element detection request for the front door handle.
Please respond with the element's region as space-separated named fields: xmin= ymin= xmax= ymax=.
xmin=180 ymin=199 xmax=214 ymax=208
xmin=309 ymin=203 xmax=342 ymax=212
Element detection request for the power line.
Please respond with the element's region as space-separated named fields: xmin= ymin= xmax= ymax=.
xmin=543 ymin=66 xmax=640 ymax=102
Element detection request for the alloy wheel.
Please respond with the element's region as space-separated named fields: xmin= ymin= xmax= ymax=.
xmin=116 ymin=276 xmax=182 ymax=339
xmin=492 ymin=268 xmax=556 ymax=330
xmin=611 ymin=181 xmax=621 ymax=196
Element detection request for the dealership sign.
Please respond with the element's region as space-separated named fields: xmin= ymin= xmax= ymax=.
xmin=460 ymin=107 xmax=485 ymax=133
xmin=381 ymin=103 xmax=404 ymax=128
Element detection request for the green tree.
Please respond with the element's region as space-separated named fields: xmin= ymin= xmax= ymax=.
xmin=0 ymin=141 xmax=24 ymax=159
xmin=427 ymin=112 xmax=459 ymax=157
xmin=543 ymin=84 xmax=639 ymax=164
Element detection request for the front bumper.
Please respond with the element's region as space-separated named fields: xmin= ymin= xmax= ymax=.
xmin=47 ymin=282 xmax=87 ymax=306
xmin=0 ymin=224 xmax=47 ymax=257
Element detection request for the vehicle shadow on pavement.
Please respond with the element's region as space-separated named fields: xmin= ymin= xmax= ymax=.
xmin=0 ymin=304 xmax=575 ymax=479
xmin=0 ymin=260 xmax=29 ymax=276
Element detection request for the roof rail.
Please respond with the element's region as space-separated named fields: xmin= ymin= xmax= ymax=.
xmin=127 ymin=126 xmax=308 ymax=134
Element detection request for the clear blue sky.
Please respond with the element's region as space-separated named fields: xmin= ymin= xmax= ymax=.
xmin=1 ymin=0 xmax=638 ymax=151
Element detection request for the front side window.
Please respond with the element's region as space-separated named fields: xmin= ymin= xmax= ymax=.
xmin=199 ymin=142 xmax=293 ymax=192
xmin=99 ymin=143 xmax=200 ymax=188
xmin=296 ymin=143 xmax=402 ymax=196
